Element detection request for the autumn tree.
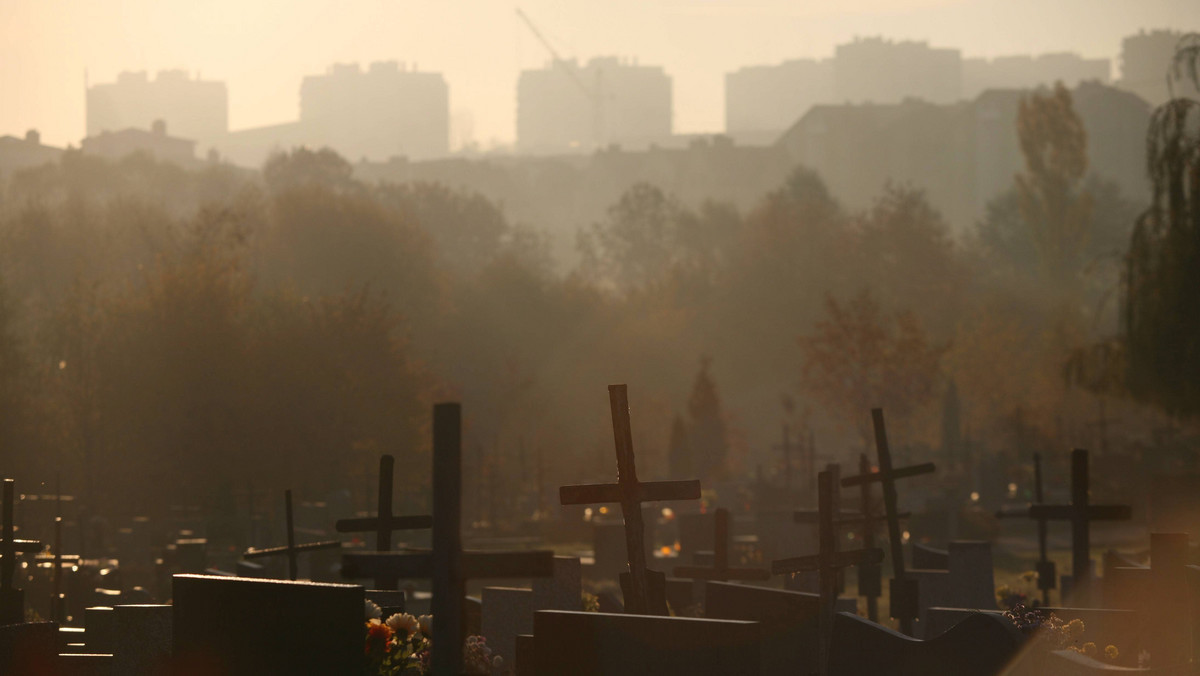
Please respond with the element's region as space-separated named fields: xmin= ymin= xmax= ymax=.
xmin=686 ymin=357 xmax=731 ymax=482
xmin=799 ymin=290 xmax=944 ymax=446
xmin=1014 ymin=82 xmax=1094 ymax=285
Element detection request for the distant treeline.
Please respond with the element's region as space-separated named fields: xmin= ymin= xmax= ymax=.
xmin=0 ymin=82 xmax=1187 ymax=521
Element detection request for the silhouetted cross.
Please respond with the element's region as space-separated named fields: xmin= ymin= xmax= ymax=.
xmin=342 ymin=403 xmax=555 ymax=675
xmin=773 ymin=470 xmax=883 ymax=676
xmin=996 ymin=452 xmax=1055 ymax=605
xmin=673 ymin=508 xmax=768 ymax=582
xmin=244 ymin=489 xmax=342 ymax=581
xmin=335 ymin=455 xmax=432 ymax=589
xmin=1 ymin=479 xmax=43 ymax=624
xmin=559 ymin=384 xmax=702 ymax=615
xmin=1029 ymin=448 xmax=1131 ymax=601
xmin=838 ymin=409 xmax=935 ymax=635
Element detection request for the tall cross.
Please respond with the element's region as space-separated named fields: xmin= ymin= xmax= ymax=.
xmin=673 ymin=508 xmax=769 ymax=582
xmin=995 ymin=452 xmax=1054 ymax=605
xmin=795 ymin=459 xmax=908 ymax=618
xmin=839 ymin=409 xmax=935 ymax=635
xmin=244 ymin=490 xmax=343 ymax=581
xmin=1028 ymin=448 xmax=1131 ymax=602
xmin=1 ymin=479 xmax=43 ymax=624
xmin=335 ymin=455 xmax=433 ymax=589
xmin=342 ymin=403 xmax=555 ymax=675
xmin=773 ymin=471 xmax=884 ymax=676
xmin=559 ymin=384 xmax=702 ymax=615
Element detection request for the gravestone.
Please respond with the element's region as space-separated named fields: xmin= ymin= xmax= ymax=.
xmin=908 ymin=541 xmax=996 ymax=638
xmin=174 ymin=538 xmax=207 ymax=575
xmin=0 ymin=621 xmax=58 ymax=674
xmin=911 ymin=543 xmax=949 ymax=570
xmin=1100 ymin=532 xmax=1190 ymax=667
xmin=84 ymin=606 xmax=116 ymax=654
xmin=532 ymin=609 xmax=763 ymax=676
xmin=172 ymin=574 xmax=363 ymax=675
xmin=532 ymin=556 xmax=582 ymax=611
xmin=829 ymin=611 xmax=1022 ymax=676
xmin=113 ymin=604 xmax=172 ymax=674
xmin=559 ymin=385 xmax=702 ymax=615
xmin=364 ymin=589 xmax=406 ymax=617
xmin=483 ymin=555 xmax=584 ymax=670
xmin=677 ymin=512 xmax=714 ymax=565
xmin=705 ymin=581 xmax=856 ymax=676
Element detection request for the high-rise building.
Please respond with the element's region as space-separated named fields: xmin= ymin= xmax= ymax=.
xmin=834 ymin=37 xmax=962 ymax=105
xmin=87 ymin=70 xmax=227 ymax=150
xmin=1117 ymin=30 xmax=1189 ymax=107
xmin=724 ymin=59 xmax=834 ymax=145
xmin=298 ymin=61 xmax=449 ymax=161
xmin=517 ymin=57 xmax=671 ymax=154
xmin=963 ymin=53 xmax=1111 ymax=98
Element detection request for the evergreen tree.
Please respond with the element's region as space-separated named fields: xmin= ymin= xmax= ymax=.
xmin=668 ymin=414 xmax=692 ymax=479
xmin=687 ymin=357 xmax=730 ymax=481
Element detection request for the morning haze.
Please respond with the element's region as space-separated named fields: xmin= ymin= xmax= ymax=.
xmin=1 ymin=2 xmax=1200 ymax=675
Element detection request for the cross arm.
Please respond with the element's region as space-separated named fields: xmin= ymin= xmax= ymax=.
xmin=0 ymin=539 xmax=43 ymax=554
xmin=1088 ymin=505 xmax=1133 ymax=521
xmin=335 ymin=515 xmax=433 ymax=533
xmin=244 ymin=540 xmax=343 ymax=559
xmin=559 ymin=480 xmax=701 ymax=506
xmin=841 ymin=462 xmax=936 ymax=487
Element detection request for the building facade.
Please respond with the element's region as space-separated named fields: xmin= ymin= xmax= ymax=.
xmin=724 ymin=59 xmax=834 ymax=145
xmin=517 ymin=57 xmax=672 ymax=154
xmin=87 ymin=70 xmax=227 ymax=150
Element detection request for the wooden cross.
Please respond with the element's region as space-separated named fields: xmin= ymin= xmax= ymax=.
xmin=335 ymin=455 xmax=433 ymax=589
xmin=342 ymin=403 xmax=555 ymax=675
xmin=1 ymin=479 xmax=43 ymax=624
xmin=773 ymin=471 xmax=884 ymax=676
xmin=559 ymin=384 xmax=702 ymax=615
xmin=839 ymin=409 xmax=935 ymax=635
xmin=1028 ymin=448 xmax=1131 ymax=601
xmin=995 ymin=452 xmax=1054 ymax=605
xmin=673 ymin=508 xmax=769 ymax=582
xmin=243 ymin=490 xmax=342 ymax=581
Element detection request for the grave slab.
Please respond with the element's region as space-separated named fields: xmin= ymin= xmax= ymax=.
xmin=829 ymin=611 xmax=1022 ymax=676
xmin=113 ymin=603 xmax=171 ymax=674
xmin=171 ymin=573 xmax=363 ymax=675
xmin=532 ymin=609 xmax=763 ymax=676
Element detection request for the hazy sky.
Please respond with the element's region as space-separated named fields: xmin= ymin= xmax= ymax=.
xmin=2 ymin=0 xmax=1195 ymax=149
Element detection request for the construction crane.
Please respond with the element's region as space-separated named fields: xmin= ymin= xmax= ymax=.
xmin=515 ymin=7 xmax=605 ymax=148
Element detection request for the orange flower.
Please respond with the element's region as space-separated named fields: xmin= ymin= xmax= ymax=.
xmin=367 ymin=619 xmax=394 ymax=642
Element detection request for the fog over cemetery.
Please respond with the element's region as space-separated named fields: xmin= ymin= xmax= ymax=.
xmin=2 ymin=3 xmax=1200 ymax=675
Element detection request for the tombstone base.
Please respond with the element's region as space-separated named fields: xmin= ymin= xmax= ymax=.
xmin=0 ymin=588 xmax=24 ymax=624
xmin=620 ymin=570 xmax=668 ymax=615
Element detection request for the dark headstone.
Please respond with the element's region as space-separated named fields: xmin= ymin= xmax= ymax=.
xmin=113 ymin=604 xmax=172 ymax=674
xmin=829 ymin=611 xmax=1022 ymax=676
xmin=533 ymin=609 xmax=763 ymax=675
xmin=705 ymin=581 xmax=855 ymax=676
xmin=0 ymin=621 xmax=58 ymax=674
xmin=171 ymin=574 xmax=363 ymax=675
xmin=364 ymin=589 xmax=405 ymax=617
xmin=912 ymin=543 xmax=949 ymax=570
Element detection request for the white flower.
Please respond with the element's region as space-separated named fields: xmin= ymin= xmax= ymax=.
xmin=386 ymin=612 xmax=419 ymax=635
xmin=364 ymin=600 xmax=382 ymax=620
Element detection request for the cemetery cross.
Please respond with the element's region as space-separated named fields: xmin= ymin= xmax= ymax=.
xmin=1 ymin=479 xmax=43 ymax=624
xmin=1028 ymin=448 xmax=1131 ymax=602
xmin=772 ymin=470 xmax=884 ymax=676
xmin=243 ymin=489 xmax=343 ymax=581
xmin=672 ymin=507 xmax=769 ymax=582
xmin=796 ymin=459 xmax=908 ymax=619
xmin=995 ymin=452 xmax=1054 ymax=605
xmin=335 ymin=454 xmax=433 ymax=589
xmin=559 ymin=384 xmax=702 ymax=615
xmin=840 ymin=408 xmax=935 ymax=635
xmin=341 ymin=403 xmax=556 ymax=675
